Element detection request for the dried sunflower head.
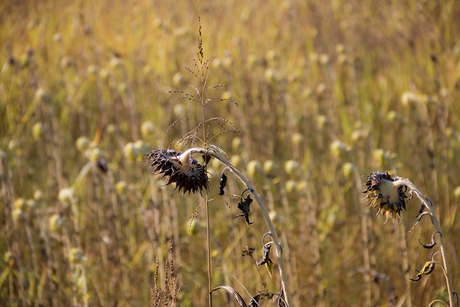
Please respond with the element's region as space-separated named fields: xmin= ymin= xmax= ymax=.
xmin=145 ymin=149 xmax=209 ymax=194
xmin=363 ymin=171 xmax=408 ymax=222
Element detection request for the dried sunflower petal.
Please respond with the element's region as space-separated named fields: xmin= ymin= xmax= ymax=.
xmin=145 ymin=149 xmax=209 ymax=194
xmin=363 ymin=171 xmax=408 ymax=222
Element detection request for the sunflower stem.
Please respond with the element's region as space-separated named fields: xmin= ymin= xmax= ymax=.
xmin=181 ymin=147 xmax=293 ymax=306
xmin=395 ymin=179 xmax=454 ymax=307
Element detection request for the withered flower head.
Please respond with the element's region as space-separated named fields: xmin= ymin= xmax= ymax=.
xmin=145 ymin=149 xmax=209 ymax=194
xmin=363 ymin=171 xmax=408 ymax=222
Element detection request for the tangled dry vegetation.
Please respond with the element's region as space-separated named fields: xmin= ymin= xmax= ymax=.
xmin=1 ymin=0 xmax=460 ymax=306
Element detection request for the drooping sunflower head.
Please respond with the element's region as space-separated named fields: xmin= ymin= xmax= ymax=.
xmin=363 ymin=171 xmax=408 ymax=222
xmin=145 ymin=149 xmax=209 ymax=194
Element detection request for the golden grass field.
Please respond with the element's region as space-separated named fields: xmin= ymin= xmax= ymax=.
xmin=1 ymin=0 xmax=460 ymax=306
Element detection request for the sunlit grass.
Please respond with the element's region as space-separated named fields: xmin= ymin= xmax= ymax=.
xmin=1 ymin=0 xmax=459 ymax=306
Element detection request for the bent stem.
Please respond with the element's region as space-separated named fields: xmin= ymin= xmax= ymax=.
xmin=393 ymin=179 xmax=454 ymax=306
xmin=182 ymin=147 xmax=292 ymax=306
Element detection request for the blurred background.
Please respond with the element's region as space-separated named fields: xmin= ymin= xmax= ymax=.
xmin=1 ymin=0 xmax=459 ymax=306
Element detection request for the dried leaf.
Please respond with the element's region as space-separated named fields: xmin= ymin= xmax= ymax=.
xmin=219 ymin=173 xmax=228 ymax=196
xmin=235 ymin=195 xmax=253 ymax=225
xmin=210 ymin=286 xmax=248 ymax=307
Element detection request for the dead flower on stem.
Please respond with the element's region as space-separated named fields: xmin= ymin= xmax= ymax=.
xmin=363 ymin=171 xmax=409 ymax=222
xmin=145 ymin=149 xmax=209 ymax=194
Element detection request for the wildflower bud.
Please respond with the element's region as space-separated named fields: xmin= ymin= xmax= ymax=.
xmin=123 ymin=142 xmax=135 ymax=161
xmin=188 ymin=219 xmax=201 ymax=236
xmin=231 ymin=155 xmax=242 ymax=168
xmin=115 ymin=181 xmax=128 ymax=195
xmin=264 ymin=69 xmax=277 ymax=83
xmin=26 ymin=199 xmax=37 ymax=210
xmin=99 ymin=68 xmax=111 ymax=81
xmin=32 ymin=122 xmax=46 ymax=140
xmin=401 ymin=91 xmax=421 ymax=106
xmin=141 ymin=121 xmax=156 ymax=137
xmin=212 ymin=58 xmax=222 ymax=68
xmin=247 ymin=55 xmax=260 ymax=68
xmin=87 ymin=65 xmax=98 ymax=75
xmin=316 ymin=83 xmax=327 ymax=96
xmin=33 ymin=190 xmax=43 ymax=201
xmin=89 ymin=148 xmax=103 ymax=162
xmin=221 ymin=91 xmax=232 ymax=100
xmin=69 ymin=248 xmax=83 ymax=264
xmin=4 ymin=251 xmax=15 ymax=266
xmin=60 ymin=56 xmax=74 ymax=69
xmin=58 ymin=188 xmax=73 ymax=204
xmin=14 ymin=198 xmax=26 ymax=210
xmin=454 ymin=186 xmax=460 ymax=199
xmin=49 ymin=214 xmax=63 ymax=232
xmin=284 ymin=160 xmax=299 ymax=175
xmin=319 ymin=54 xmax=329 ymax=64
xmin=266 ymin=50 xmax=279 ymax=63
xmin=317 ymin=115 xmax=328 ymax=129
xmin=117 ymin=83 xmax=128 ymax=95
xmin=291 ymin=133 xmax=304 ymax=146
xmin=34 ymin=88 xmax=49 ymax=104
xmin=53 ymin=33 xmax=62 ymax=42
xmin=76 ymin=137 xmax=90 ymax=152
xmin=152 ymin=18 xmax=163 ymax=29
xmin=330 ymin=140 xmax=350 ymax=158
xmin=106 ymin=123 xmax=117 ymax=134
xmin=263 ymin=160 xmax=277 ymax=176
xmin=336 ymin=44 xmax=345 ymax=54
xmin=173 ymin=104 xmax=185 ymax=117
xmin=220 ymin=56 xmax=231 ymax=68
xmin=134 ymin=140 xmax=148 ymax=154
xmin=269 ymin=210 xmax=282 ymax=227
xmin=285 ymin=180 xmax=298 ymax=193
xmin=247 ymin=160 xmax=262 ymax=177
xmin=342 ymin=162 xmax=355 ymax=178
xmin=110 ymin=57 xmax=123 ymax=69
xmin=12 ymin=208 xmax=25 ymax=222
xmin=232 ymin=137 xmax=242 ymax=151
xmin=172 ymin=72 xmax=186 ymax=87
xmin=337 ymin=54 xmax=347 ymax=65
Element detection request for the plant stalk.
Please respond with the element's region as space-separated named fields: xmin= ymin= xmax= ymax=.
xmin=183 ymin=147 xmax=293 ymax=306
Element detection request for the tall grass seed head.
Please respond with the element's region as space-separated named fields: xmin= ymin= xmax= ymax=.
xmin=145 ymin=149 xmax=209 ymax=194
xmin=363 ymin=171 xmax=408 ymax=222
